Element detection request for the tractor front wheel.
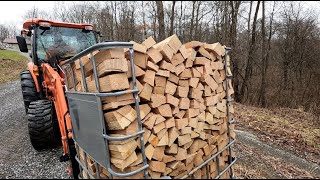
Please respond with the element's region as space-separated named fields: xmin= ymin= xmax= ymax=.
xmin=27 ymin=100 xmax=61 ymax=150
xmin=20 ymin=70 xmax=40 ymax=113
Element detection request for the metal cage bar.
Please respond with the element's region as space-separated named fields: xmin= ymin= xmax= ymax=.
xmin=66 ymin=89 xmax=139 ymax=97
xmin=68 ymin=64 xmax=76 ymax=92
xmin=129 ymin=47 xmax=149 ymax=179
xmin=214 ymin=158 xmax=237 ymax=179
xmin=75 ymin=155 xmax=96 ymax=179
xmin=224 ymin=47 xmax=235 ymax=179
xmin=78 ymin=57 xmax=88 ymax=92
xmin=90 ymin=52 xmax=100 ymax=92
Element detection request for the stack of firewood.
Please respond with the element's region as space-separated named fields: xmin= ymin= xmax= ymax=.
xmin=68 ymin=34 xmax=236 ymax=179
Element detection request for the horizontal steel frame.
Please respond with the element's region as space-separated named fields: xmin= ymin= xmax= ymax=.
xmin=102 ymin=130 xmax=144 ymax=141
xmin=66 ymin=89 xmax=139 ymax=97
xmin=107 ymin=165 xmax=149 ymax=177
xmin=60 ymin=42 xmax=136 ymax=67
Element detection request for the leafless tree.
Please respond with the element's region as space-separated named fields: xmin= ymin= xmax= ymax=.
xmin=22 ymin=6 xmax=51 ymax=20
xmin=169 ymin=1 xmax=176 ymax=36
xmin=18 ymin=1 xmax=320 ymax=115
xmin=156 ymin=1 xmax=165 ymax=41
xmin=239 ymin=1 xmax=261 ymax=103
xmin=0 ymin=24 xmax=9 ymax=42
xmin=229 ymin=1 xmax=242 ymax=102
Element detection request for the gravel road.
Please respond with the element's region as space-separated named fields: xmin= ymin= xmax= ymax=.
xmin=0 ymin=80 xmax=68 ymax=179
xmin=1 ymin=80 xmax=318 ymax=179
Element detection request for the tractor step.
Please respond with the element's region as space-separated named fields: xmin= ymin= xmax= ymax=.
xmin=60 ymin=154 xmax=70 ymax=162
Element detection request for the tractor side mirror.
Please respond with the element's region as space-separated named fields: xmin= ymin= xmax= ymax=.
xmin=16 ymin=36 xmax=28 ymax=53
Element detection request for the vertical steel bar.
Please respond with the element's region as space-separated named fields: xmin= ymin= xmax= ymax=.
xmin=216 ymin=156 xmax=220 ymax=179
xmin=129 ymin=47 xmax=149 ymax=179
xmin=78 ymin=158 xmax=84 ymax=179
xmin=206 ymin=164 xmax=210 ymax=179
xmin=90 ymin=53 xmax=100 ymax=92
xmin=69 ymin=64 xmax=76 ymax=91
xmin=94 ymin=161 xmax=100 ymax=179
xmin=96 ymin=95 xmax=113 ymax=179
xmin=62 ymin=67 xmax=69 ymax=92
xmin=75 ymin=156 xmax=95 ymax=179
xmin=79 ymin=58 xmax=88 ymax=92
xmin=83 ymin=152 xmax=89 ymax=173
xmin=75 ymin=144 xmax=84 ymax=179
xmin=224 ymin=48 xmax=234 ymax=178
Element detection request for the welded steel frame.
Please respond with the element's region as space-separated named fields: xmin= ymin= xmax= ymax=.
xmin=61 ymin=43 xmax=237 ymax=179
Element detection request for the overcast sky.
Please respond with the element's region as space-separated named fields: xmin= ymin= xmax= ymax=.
xmin=0 ymin=1 xmax=78 ymax=29
xmin=1 ymin=1 xmax=53 ymax=29
xmin=1 ymin=1 xmax=320 ymax=30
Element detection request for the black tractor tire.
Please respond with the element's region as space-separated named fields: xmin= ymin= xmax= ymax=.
xmin=20 ymin=70 xmax=40 ymax=113
xmin=27 ymin=100 xmax=61 ymax=151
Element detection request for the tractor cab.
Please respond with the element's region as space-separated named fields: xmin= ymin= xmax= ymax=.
xmin=17 ymin=19 xmax=103 ymax=179
xmin=17 ymin=19 xmax=98 ymax=67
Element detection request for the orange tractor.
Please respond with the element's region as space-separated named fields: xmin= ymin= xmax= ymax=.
xmin=17 ymin=19 xmax=102 ymax=178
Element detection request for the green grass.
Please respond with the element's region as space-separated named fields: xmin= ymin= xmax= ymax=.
xmin=0 ymin=49 xmax=29 ymax=62
xmin=0 ymin=49 xmax=29 ymax=83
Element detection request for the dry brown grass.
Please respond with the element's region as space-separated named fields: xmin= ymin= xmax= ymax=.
xmin=233 ymin=163 xmax=266 ymax=179
xmin=233 ymin=139 xmax=318 ymax=179
xmin=234 ymin=102 xmax=320 ymax=165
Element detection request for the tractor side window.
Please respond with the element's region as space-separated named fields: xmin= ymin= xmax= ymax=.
xmin=37 ymin=34 xmax=55 ymax=60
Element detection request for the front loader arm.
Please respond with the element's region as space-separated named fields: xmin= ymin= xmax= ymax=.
xmin=41 ymin=63 xmax=73 ymax=159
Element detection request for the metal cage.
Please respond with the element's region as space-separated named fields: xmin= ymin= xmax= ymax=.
xmin=60 ymin=42 xmax=237 ymax=179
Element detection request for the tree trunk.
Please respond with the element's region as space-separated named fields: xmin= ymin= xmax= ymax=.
xmin=259 ymin=1 xmax=267 ymax=107
xmin=182 ymin=1 xmax=186 ymax=42
xmin=229 ymin=1 xmax=241 ymax=103
xmin=113 ymin=2 xmax=119 ymax=40
xmin=260 ymin=1 xmax=276 ymax=107
xmin=130 ymin=8 xmax=135 ymax=41
xmin=152 ymin=2 xmax=157 ymax=40
xmin=170 ymin=1 xmax=176 ymax=36
xmin=189 ymin=1 xmax=196 ymax=41
xmin=239 ymin=1 xmax=261 ymax=103
xmin=247 ymin=1 xmax=253 ymax=44
xmin=142 ymin=1 xmax=147 ymax=40
xmin=156 ymin=1 xmax=165 ymax=41
xmin=179 ymin=1 xmax=183 ymax=41
xmin=194 ymin=1 xmax=201 ymax=40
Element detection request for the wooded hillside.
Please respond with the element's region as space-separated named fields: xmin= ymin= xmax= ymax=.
xmin=12 ymin=1 xmax=320 ymax=115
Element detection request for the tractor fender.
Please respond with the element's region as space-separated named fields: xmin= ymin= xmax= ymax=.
xmin=27 ymin=62 xmax=40 ymax=92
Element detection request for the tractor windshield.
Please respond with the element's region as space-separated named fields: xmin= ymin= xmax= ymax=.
xmin=36 ymin=26 xmax=96 ymax=62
